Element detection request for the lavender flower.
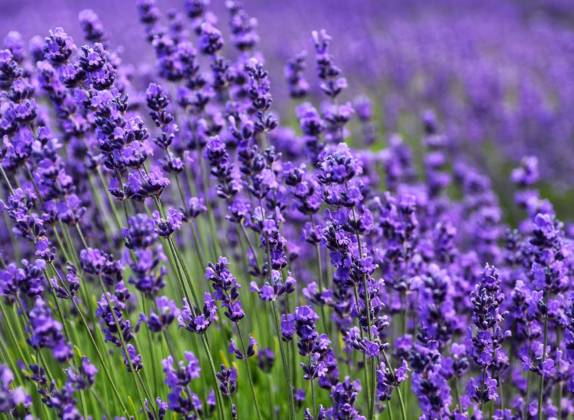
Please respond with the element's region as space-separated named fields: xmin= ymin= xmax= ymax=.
xmin=145 ymin=296 xmax=179 ymax=332
xmin=205 ymin=257 xmax=244 ymax=322
xmin=467 ymin=265 xmax=508 ymax=406
xmin=216 ymin=365 xmax=237 ymax=397
xmin=162 ymin=352 xmax=202 ymax=416
xmin=285 ymin=51 xmax=309 ymax=99
xmin=28 ymin=297 xmax=72 ymax=362
xmin=178 ymin=293 xmax=218 ymax=334
xmin=0 ymin=365 xmax=31 ymax=414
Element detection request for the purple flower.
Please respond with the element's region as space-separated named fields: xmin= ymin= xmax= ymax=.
xmin=311 ymin=29 xmax=347 ymax=99
xmin=128 ymin=248 xmax=166 ymax=297
xmin=78 ymin=9 xmax=105 ymax=43
xmin=205 ymin=257 xmax=244 ymax=322
xmin=229 ymin=336 xmax=255 ymax=360
xmin=96 ymin=292 xmax=134 ymax=348
xmin=153 ymin=208 xmax=184 ymax=237
xmin=124 ymin=213 xmax=158 ymax=249
xmin=329 ymin=378 xmax=364 ymax=420
xmin=178 ymin=293 xmax=218 ymax=334
xmin=187 ymin=197 xmax=207 ymax=218
xmin=198 ymin=22 xmax=224 ymax=56
xmin=145 ymin=296 xmax=179 ymax=333
xmin=66 ymin=357 xmax=98 ymax=391
xmin=226 ymin=0 xmax=259 ymax=52
xmin=257 ymin=347 xmax=275 ymax=373
xmin=0 ymin=263 xmax=21 ymax=302
xmin=377 ymin=359 xmax=409 ymax=403
xmin=122 ymin=344 xmax=143 ymax=372
xmin=250 ymin=270 xmax=295 ymax=302
xmin=0 ymin=365 xmax=31 ymax=413
xmin=28 ymin=297 xmax=72 ymax=362
xmin=162 ymin=351 xmax=203 ymax=416
xmin=43 ymin=28 xmax=74 ymax=65
xmin=51 ymin=264 xmax=80 ymax=300
xmin=205 ymin=136 xmax=240 ymax=201
xmin=285 ymin=51 xmax=309 ymax=99
xmin=318 ymin=144 xmax=360 ymax=185
xmin=216 ymin=365 xmax=237 ymax=398
xmin=467 ymin=265 xmax=508 ymax=406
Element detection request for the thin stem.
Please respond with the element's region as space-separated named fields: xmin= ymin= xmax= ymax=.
xmin=310 ymin=372 xmax=317 ymax=418
xmin=0 ymin=166 xmax=15 ymax=193
xmin=270 ymin=301 xmax=295 ymax=420
xmin=557 ymin=327 xmax=563 ymax=419
xmin=201 ymin=334 xmax=227 ymax=420
xmin=168 ymin=237 xmax=201 ymax=306
xmin=310 ymin=215 xmax=328 ymax=333
xmin=96 ymin=167 xmax=125 ymax=229
xmin=0 ymin=304 xmax=28 ymax=368
xmin=259 ymin=199 xmax=295 ymax=419
xmin=352 ymin=284 xmax=372 ymax=416
xmin=538 ymin=301 xmax=549 ymax=420
xmin=169 ymin=163 xmax=207 ymax=268
xmin=349 ymin=202 xmax=377 ymax=419
xmin=71 ymin=296 xmax=129 ymax=415
xmin=199 ymin=154 xmax=222 ymax=259
xmin=239 ymin=221 xmax=259 ymax=268
xmin=156 ymin=225 xmax=226 ymax=420
xmin=381 ymin=350 xmax=407 ymax=420
xmin=142 ymin=297 xmax=159 ymax=398
xmin=97 ymin=276 xmax=154 ymax=418
xmin=453 ymin=377 xmax=462 ymax=413
xmin=235 ymin=324 xmax=263 ymax=420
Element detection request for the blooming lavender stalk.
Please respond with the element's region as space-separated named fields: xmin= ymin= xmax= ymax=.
xmin=467 ymin=265 xmax=508 ymax=413
xmin=285 ymin=51 xmax=309 ymax=99
xmin=0 ymin=364 xmax=31 ymax=416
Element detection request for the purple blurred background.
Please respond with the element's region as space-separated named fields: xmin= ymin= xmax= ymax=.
xmin=2 ymin=0 xmax=574 ymax=185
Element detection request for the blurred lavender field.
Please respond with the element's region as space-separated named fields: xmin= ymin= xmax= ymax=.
xmin=2 ymin=0 xmax=574 ymax=186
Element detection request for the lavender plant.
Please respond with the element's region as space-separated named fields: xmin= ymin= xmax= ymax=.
xmin=0 ymin=1 xmax=574 ymax=419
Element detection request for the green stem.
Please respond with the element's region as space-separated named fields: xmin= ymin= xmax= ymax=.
xmin=142 ymin=297 xmax=159 ymax=398
xmin=538 ymin=304 xmax=549 ymax=420
xmin=157 ymin=227 xmax=226 ymax=420
xmin=235 ymin=324 xmax=263 ymax=420
xmin=350 ymin=203 xmax=377 ymax=419
xmin=97 ymin=276 xmax=154 ymax=417
xmin=270 ymin=301 xmax=295 ymax=420
xmin=381 ymin=350 xmax=407 ymax=420
xmin=310 ymin=372 xmax=317 ymax=418
xmin=453 ymin=377 xmax=462 ymax=413
xmin=259 ymin=200 xmax=295 ymax=419
xmin=96 ymin=167 xmax=125 ymax=229
xmin=310 ymin=215 xmax=328 ymax=333
xmin=557 ymin=328 xmax=563 ymax=419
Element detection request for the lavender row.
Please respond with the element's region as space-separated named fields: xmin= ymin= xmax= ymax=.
xmin=0 ymin=1 xmax=573 ymax=419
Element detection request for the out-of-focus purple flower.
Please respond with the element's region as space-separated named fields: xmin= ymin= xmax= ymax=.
xmin=145 ymin=296 xmax=179 ymax=333
xmin=0 ymin=364 xmax=31 ymax=414
xmin=285 ymin=51 xmax=309 ymax=99
xmin=28 ymin=297 xmax=72 ymax=362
